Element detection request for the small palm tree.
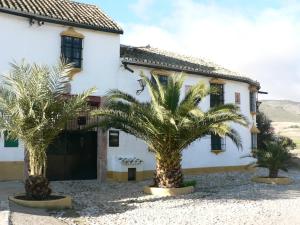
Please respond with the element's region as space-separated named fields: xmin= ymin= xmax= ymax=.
xmin=93 ymin=73 xmax=248 ymax=188
xmin=255 ymin=137 xmax=292 ymax=178
xmin=0 ymin=61 xmax=94 ymax=199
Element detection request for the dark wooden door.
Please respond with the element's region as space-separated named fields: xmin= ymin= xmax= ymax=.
xmin=47 ymin=131 xmax=97 ymax=181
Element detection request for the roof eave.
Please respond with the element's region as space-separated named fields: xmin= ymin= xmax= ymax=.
xmin=0 ymin=8 xmax=124 ymax=34
xmin=122 ymin=60 xmax=260 ymax=88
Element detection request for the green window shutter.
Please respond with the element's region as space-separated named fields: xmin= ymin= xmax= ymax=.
xmin=251 ymin=133 xmax=257 ymax=149
xmin=151 ymin=75 xmax=168 ymax=86
xmin=211 ymin=134 xmax=222 ymax=150
xmin=250 ymin=92 xmax=256 ymax=113
xmin=4 ymin=131 xmax=19 ymax=148
xmin=210 ymin=84 xmax=224 ymax=107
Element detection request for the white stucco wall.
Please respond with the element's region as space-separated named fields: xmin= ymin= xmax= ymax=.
xmin=107 ymin=65 xmax=256 ymax=172
xmin=0 ymin=13 xmax=121 ymax=161
xmin=0 ymin=12 xmax=257 ymax=173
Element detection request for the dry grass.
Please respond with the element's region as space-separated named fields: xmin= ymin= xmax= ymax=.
xmin=271 ymin=122 xmax=300 ymax=164
xmin=272 ymin=122 xmax=300 ymax=147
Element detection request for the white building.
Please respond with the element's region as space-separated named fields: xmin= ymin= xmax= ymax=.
xmin=0 ymin=0 xmax=260 ymax=182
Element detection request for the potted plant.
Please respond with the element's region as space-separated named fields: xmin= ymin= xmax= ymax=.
xmin=1 ymin=61 xmax=94 ymax=209
xmin=252 ymin=136 xmax=294 ymax=185
xmin=92 ymin=73 xmax=247 ymax=196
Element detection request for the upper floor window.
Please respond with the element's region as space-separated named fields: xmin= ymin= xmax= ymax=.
xmin=235 ymin=92 xmax=241 ymax=105
xmin=210 ymin=83 xmax=224 ymax=107
xmin=250 ymin=92 xmax=256 ymax=113
xmin=151 ymin=75 xmax=168 ymax=86
xmin=61 ymin=36 xmax=83 ymax=69
xmin=251 ymin=133 xmax=258 ymax=149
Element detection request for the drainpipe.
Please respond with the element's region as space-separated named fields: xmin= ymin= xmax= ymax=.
xmin=123 ymin=63 xmax=134 ymax=73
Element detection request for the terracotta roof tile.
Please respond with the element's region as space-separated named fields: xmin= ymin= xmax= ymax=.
xmin=121 ymin=45 xmax=260 ymax=87
xmin=0 ymin=0 xmax=123 ymax=34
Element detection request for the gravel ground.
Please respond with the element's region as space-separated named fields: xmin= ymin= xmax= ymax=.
xmin=0 ymin=200 xmax=9 ymax=225
xmin=48 ymin=168 xmax=300 ymax=225
xmin=10 ymin=202 xmax=67 ymax=225
xmin=0 ymin=181 xmax=24 ymax=225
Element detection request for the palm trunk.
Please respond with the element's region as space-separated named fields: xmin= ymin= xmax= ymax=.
xmin=25 ymin=145 xmax=51 ymax=200
xmin=154 ymin=153 xmax=183 ymax=188
xmin=27 ymin=146 xmax=47 ymax=176
xmin=269 ymin=168 xmax=279 ymax=178
xmin=24 ymin=148 xmax=30 ymax=180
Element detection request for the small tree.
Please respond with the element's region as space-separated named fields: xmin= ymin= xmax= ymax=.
xmin=255 ymin=112 xmax=296 ymax=178
xmin=0 ymin=61 xmax=94 ymax=199
xmin=256 ymin=138 xmax=292 ymax=178
xmin=256 ymin=111 xmax=274 ymax=149
xmin=93 ymin=73 xmax=248 ymax=188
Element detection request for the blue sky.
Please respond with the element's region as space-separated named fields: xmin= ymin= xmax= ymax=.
xmin=81 ymin=0 xmax=286 ymax=25
xmin=80 ymin=0 xmax=172 ymax=24
xmin=78 ymin=0 xmax=300 ymax=101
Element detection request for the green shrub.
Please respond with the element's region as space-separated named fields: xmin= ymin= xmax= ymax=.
xmin=182 ymin=180 xmax=197 ymax=187
xmin=256 ymin=138 xmax=292 ymax=178
xmin=288 ymin=125 xmax=300 ymax=129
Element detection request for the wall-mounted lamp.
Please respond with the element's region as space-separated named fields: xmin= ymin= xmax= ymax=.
xmin=38 ymin=20 xmax=45 ymax=26
xmin=29 ymin=18 xmax=35 ymax=26
xmin=29 ymin=18 xmax=45 ymax=26
xmin=136 ymin=79 xmax=146 ymax=95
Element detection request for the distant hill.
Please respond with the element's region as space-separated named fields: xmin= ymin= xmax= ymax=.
xmin=260 ymin=100 xmax=300 ymax=122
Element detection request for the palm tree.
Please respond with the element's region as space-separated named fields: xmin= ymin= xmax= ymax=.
xmin=0 ymin=61 xmax=94 ymax=199
xmin=92 ymin=73 xmax=248 ymax=188
xmin=255 ymin=137 xmax=293 ymax=178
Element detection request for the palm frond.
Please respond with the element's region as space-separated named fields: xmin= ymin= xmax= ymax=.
xmin=0 ymin=60 xmax=95 ymax=176
xmin=92 ymin=72 xmax=248 ymax=158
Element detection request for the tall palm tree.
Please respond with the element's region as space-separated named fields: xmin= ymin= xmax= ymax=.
xmin=0 ymin=61 xmax=94 ymax=199
xmin=93 ymin=73 xmax=248 ymax=188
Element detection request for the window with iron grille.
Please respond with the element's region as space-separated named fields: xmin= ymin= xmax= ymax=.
xmin=151 ymin=75 xmax=168 ymax=86
xmin=61 ymin=36 xmax=83 ymax=68
xmin=251 ymin=133 xmax=258 ymax=149
xmin=211 ymin=134 xmax=225 ymax=151
xmin=109 ymin=130 xmax=119 ymax=147
xmin=4 ymin=131 xmax=18 ymax=148
xmin=210 ymin=84 xmax=224 ymax=107
xmin=250 ymin=92 xmax=256 ymax=113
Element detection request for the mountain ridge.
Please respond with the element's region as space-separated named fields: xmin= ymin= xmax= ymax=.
xmin=260 ymin=100 xmax=300 ymax=122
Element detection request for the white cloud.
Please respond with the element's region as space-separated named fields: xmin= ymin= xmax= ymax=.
xmin=129 ymin=0 xmax=154 ymax=20
xmin=122 ymin=0 xmax=300 ymax=101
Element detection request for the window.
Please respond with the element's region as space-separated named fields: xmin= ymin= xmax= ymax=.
xmin=61 ymin=36 xmax=83 ymax=68
xmin=151 ymin=75 xmax=168 ymax=86
xmin=251 ymin=133 xmax=258 ymax=149
xmin=250 ymin=92 xmax=256 ymax=113
xmin=4 ymin=131 xmax=18 ymax=148
xmin=109 ymin=130 xmax=119 ymax=147
xmin=235 ymin=92 xmax=241 ymax=104
xmin=128 ymin=168 xmax=136 ymax=181
xmin=211 ymin=134 xmax=225 ymax=151
xmin=210 ymin=84 xmax=224 ymax=107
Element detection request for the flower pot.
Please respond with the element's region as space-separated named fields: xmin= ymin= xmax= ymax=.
xmin=9 ymin=193 xmax=72 ymax=209
xmin=251 ymin=176 xmax=293 ymax=185
xmin=144 ymin=186 xmax=194 ymax=196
